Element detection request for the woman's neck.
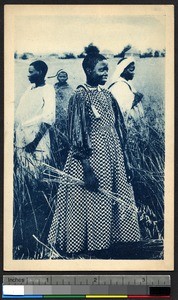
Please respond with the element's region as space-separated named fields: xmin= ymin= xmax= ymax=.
xmin=120 ymin=74 xmax=127 ymax=81
xmin=35 ymin=79 xmax=45 ymax=87
xmin=86 ymin=78 xmax=98 ymax=87
xmin=57 ymin=82 xmax=68 ymax=87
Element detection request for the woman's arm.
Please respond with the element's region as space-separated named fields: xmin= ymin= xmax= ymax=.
xmin=111 ymin=95 xmax=134 ymax=183
xmin=67 ymin=90 xmax=92 ymax=160
xmin=80 ymin=159 xmax=99 ymax=192
xmin=111 ymin=95 xmax=127 ymax=149
xmin=68 ymin=89 xmax=99 ymax=192
xmin=24 ymin=122 xmax=51 ymax=153
xmin=132 ymin=92 xmax=143 ymax=109
xmin=25 ymin=86 xmax=55 ymax=153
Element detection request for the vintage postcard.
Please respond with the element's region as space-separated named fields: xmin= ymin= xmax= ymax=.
xmin=4 ymin=5 xmax=174 ymax=271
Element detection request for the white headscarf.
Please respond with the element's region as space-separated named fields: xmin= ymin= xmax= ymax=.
xmin=48 ymin=69 xmax=66 ymax=79
xmin=111 ymin=57 xmax=135 ymax=84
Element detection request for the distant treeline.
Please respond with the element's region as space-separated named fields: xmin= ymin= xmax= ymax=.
xmin=14 ymin=44 xmax=166 ymax=60
xmin=139 ymin=49 xmax=165 ymax=58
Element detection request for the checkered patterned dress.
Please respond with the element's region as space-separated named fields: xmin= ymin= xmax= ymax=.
xmin=48 ymin=86 xmax=141 ymax=253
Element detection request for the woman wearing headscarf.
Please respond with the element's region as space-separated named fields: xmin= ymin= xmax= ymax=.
xmin=109 ymin=57 xmax=144 ymax=124
xmin=108 ymin=58 xmax=165 ymax=246
xmin=48 ymin=70 xmax=74 ymax=169
xmin=47 ymin=46 xmax=141 ymax=258
xmin=109 ymin=58 xmax=149 ymax=179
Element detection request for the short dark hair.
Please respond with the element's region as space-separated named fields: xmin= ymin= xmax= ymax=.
xmin=82 ymin=45 xmax=106 ymax=73
xmin=30 ymin=60 xmax=48 ymax=77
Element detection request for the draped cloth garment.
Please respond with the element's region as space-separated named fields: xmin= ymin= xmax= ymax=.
xmin=109 ymin=78 xmax=144 ymax=124
xmin=15 ymin=83 xmax=55 ymax=178
xmin=50 ymin=83 xmax=74 ymax=169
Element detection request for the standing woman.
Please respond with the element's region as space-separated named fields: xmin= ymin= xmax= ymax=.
xmin=48 ymin=46 xmax=141 ymax=257
xmin=48 ymin=69 xmax=74 ymax=170
xmin=109 ymin=58 xmax=148 ymax=173
xmin=14 ymin=60 xmax=55 ymax=258
xmin=54 ymin=69 xmax=74 ymax=112
xmin=109 ymin=59 xmax=162 ymax=241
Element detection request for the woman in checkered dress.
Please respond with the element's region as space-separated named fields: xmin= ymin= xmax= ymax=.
xmin=48 ymin=46 xmax=141 ymax=256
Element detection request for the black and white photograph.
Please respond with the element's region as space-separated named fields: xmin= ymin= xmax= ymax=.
xmin=4 ymin=5 xmax=174 ymax=271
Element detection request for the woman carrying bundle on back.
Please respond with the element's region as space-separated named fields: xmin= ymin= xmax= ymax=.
xmin=47 ymin=45 xmax=141 ymax=258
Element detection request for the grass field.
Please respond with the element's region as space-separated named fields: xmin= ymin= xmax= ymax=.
xmin=13 ymin=57 xmax=165 ymax=259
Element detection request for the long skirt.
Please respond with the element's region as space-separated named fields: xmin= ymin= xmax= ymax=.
xmin=48 ymin=127 xmax=141 ymax=253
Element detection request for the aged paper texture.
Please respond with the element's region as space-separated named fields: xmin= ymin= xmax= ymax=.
xmin=4 ymin=4 xmax=174 ymax=270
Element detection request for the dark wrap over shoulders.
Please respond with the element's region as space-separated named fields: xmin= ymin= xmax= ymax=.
xmin=109 ymin=91 xmax=127 ymax=149
xmin=67 ymin=87 xmax=92 ymax=160
xmin=110 ymin=93 xmax=132 ymax=175
xmin=67 ymin=86 xmax=130 ymax=171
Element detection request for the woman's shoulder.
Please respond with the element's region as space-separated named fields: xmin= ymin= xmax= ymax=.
xmin=111 ymin=78 xmax=132 ymax=91
xmin=43 ymin=83 xmax=55 ymax=92
xmin=54 ymin=82 xmax=59 ymax=88
xmin=68 ymin=85 xmax=87 ymax=105
xmin=101 ymin=87 xmax=114 ymax=99
xmin=65 ymin=83 xmax=74 ymax=90
xmin=74 ymin=85 xmax=89 ymax=99
xmin=41 ymin=84 xmax=55 ymax=101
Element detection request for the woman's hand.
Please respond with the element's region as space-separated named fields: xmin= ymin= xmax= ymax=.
xmin=81 ymin=159 xmax=99 ymax=192
xmin=24 ymin=122 xmax=51 ymax=154
xmin=84 ymin=169 xmax=99 ymax=192
xmin=24 ymin=141 xmax=37 ymax=153
xmin=132 ymin=92 xmax=143 ymax=108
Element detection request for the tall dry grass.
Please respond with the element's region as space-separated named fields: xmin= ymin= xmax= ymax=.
xmin=13 ymin=58 xmax=165 ymax=259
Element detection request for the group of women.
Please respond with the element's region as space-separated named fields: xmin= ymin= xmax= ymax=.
xmin=14 ymin=44 xmax=146 ymax=259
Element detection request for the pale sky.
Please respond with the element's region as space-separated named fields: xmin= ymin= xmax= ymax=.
xmin=15 ymin=14 xmax=165 ymax=54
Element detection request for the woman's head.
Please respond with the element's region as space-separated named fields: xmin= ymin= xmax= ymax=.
xmin=47 ymin=69 xmax=69 ymax=85
xmin=28 ymin=60 xmax=48 ymax=84
xmin=111 ymin=57 xmax=135 ymax=84
xmin=82 ymin=45 xmax=108 ymax=86
xmin=57 ymin=70 xmax=68 ymax=84
xmin=120 ymin=61 xmax=135 ymax=81
xmin=28 ymin=60 xmax=48 ymax=83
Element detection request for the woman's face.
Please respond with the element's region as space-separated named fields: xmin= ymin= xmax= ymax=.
xmin=57 ymin=72 xmax=68 ymax=83
xmin=121 ymin=62 xmax=135 ymax=81
xmin=28 ymin=65 xmax=41 ymax=83
xmin=90 ymin=60 xmax=109 ymax=85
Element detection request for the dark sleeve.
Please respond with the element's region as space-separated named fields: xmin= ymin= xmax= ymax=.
xmin=67 ymin=90 xmax=92 ymax=160
xmin=111 ymin=95 xmax=127 ymax=149
xmin=111 ymin=94 xmax=133 ymax=173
